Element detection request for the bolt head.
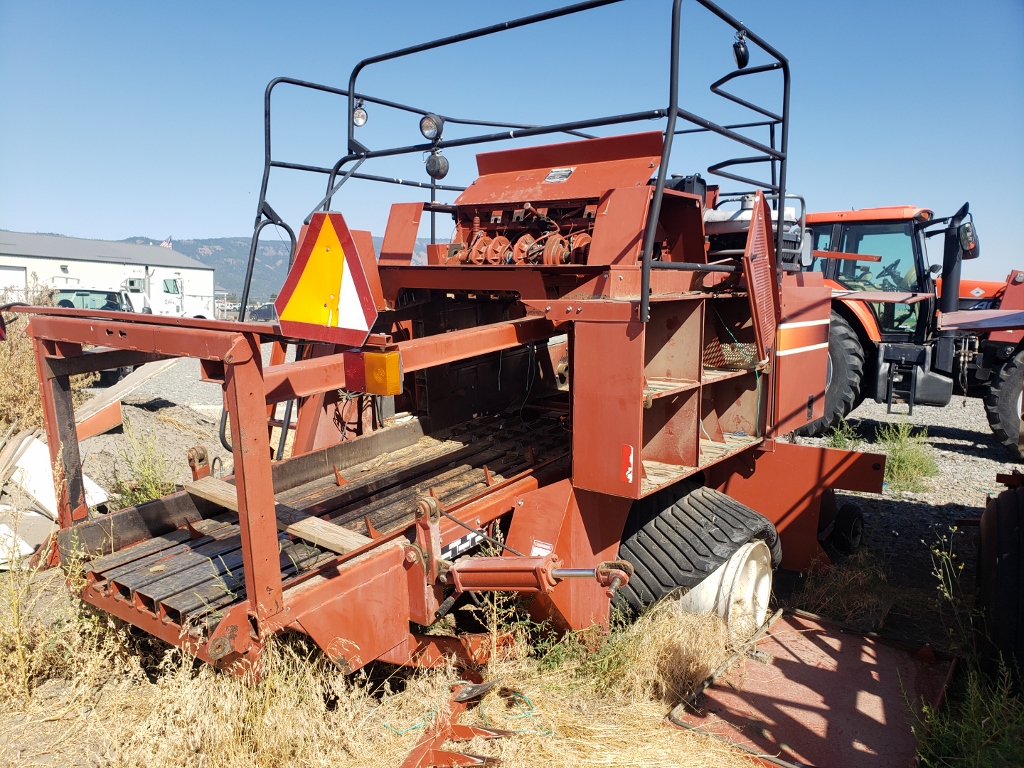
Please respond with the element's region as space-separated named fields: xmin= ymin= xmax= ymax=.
xmin=405 ymin=550 xmax=417 ymax=563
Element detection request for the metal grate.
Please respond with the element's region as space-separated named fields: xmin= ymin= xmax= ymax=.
xmin=743 ymin=197 xmax=780 ymax=362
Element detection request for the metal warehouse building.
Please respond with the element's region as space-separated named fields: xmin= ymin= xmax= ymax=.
xmin=0 ymin=230 xmax=215 ymax=317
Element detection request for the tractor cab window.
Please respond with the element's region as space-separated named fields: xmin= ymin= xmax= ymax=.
xmin=162 ymin=279 xmax=180 ymax=294
xmin=807 ymin=226 xmax=831 ymax=273
xmin=837 ymin=222 xmax=920 ymax=336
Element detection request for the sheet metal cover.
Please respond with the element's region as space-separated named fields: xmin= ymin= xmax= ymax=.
xmin=456 ymin=131 xmax=663 ymax=207
xmin=674 ymin=613 xmax=952 ymax=767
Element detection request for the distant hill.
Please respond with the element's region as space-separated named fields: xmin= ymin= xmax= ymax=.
xmin=121 ymin=235 xmax=431 ymax=301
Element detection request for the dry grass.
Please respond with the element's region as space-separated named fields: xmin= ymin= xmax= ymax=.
xmin=1 ymin=283 xmax=96 ymax=434
xmin=783 ymin=549 xmax=896 ymax=632
xmin=0 ymin=538 xmax=756 ymax=768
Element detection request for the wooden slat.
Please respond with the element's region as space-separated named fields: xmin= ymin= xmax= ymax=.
xmin=185 ymin=475 xmax=371 ymax=555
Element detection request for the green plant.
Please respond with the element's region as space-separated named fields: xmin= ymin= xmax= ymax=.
xmin=877 ymin=420 xmax=938 ymax=492
xmin=914 ymin=530 xmax=1024 ymax=767
xmin=824 ymin=418 xmax=862 ymax=451
xmin=108 ymin=419 xmax=176 ymax=509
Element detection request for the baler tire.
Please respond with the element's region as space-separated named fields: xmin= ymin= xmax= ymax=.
xmin=978 ymin=486 xmax=1024 ymax=671
xmin=614 ymin=482 xmax=780 ymax=616
xmin=984 ymin=349 xmax=1024 ymax=458
xmin=794 ymin=312 xmax=864 ymax=438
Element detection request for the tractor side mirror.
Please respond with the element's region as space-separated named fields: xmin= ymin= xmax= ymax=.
xmin=959 ymin=219 xmax=980 ymax=259
xmin=800 ymin=231 xmax=813 ymax=268
xmin=929 ymin=263 xmax=942 ymax=277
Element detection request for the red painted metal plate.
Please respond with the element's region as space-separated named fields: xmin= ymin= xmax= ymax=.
xmin=833 ymin=291 xmax=931 ymax=305
xmin=457 ymin=132 xmax=663 ymax=207
xmin=674 ymin=614 xmax=953 ymax=767
xmin=939 ymin=308 xmax=1024 ymax=332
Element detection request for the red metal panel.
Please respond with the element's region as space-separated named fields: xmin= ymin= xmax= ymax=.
xmin=938 ymin=308 xmax=1024 ymax=332
xmin=773 ymin=272 xmax=831 ymax=436
xmin=834 ymin=291 xmax=930 ymax=304
xmin=743 ymin=192 xmax=781 ymax=362
xmin=458 ymin=132 xmax=663 ymax=207
xmin=674 ymin=613 xmax=953 ymax=768
xmin=379 ymin=202 xmax=424 ymax=267
xmin=531 ymin=487 xmax=632 ymax=630
xmin=587 ymin=186 xmax=652 ymax=266
xmin=988 ymin=270 xmax=1024 ymax=345
xmin=76 ymin=400 xmax=123 ymax=441
xmin=350 ymin=228 xmax=386 ymax=310
xmin=571 ymin=321 xmax=644 ymax=498
xmin=294 ymin=556 xmax=410 ymax=674
xmin=705 ymin=441 xmax=885 ymax=572
xmin=378 ymin=265 xmax=550 ymax=304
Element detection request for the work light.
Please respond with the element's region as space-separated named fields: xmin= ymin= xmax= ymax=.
xmin=420 ymin=113 xmax=444 ymax=141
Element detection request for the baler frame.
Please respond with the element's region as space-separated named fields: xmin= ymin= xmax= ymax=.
xmin=4 ymin=0 xmax=889 ymax=683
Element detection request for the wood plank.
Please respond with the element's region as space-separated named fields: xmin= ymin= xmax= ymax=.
xmin=72 ymin=358 xmax=180 ymax=427
xmin=185 ymin=475 xmax=372 ymax=556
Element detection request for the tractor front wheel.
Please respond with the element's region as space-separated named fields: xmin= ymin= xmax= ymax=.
xmin=795 ymin=311 xmax=865 ymax=437
xmin=984 ymin=348 xmax=1024 ymax=457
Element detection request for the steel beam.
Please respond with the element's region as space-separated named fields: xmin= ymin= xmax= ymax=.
xmin=262 ymin=316 xmax=556 ymax=404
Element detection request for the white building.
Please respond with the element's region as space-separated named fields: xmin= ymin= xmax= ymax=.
xmin=0 ymin=231 xmax=215 ymax=317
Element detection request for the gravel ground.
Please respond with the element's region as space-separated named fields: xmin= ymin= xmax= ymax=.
xmin=795 ymin=395 xmax=1019 ymax=645
xmin=79 ymin=344 xmax=293 ymax=492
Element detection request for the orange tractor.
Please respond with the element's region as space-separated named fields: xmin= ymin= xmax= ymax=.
xmin=795 ymin=205 xmax=1024 ymax=449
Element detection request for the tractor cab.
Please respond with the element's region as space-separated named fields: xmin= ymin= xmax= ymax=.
xmin=806 ymin=206 xmax=936 ymax=344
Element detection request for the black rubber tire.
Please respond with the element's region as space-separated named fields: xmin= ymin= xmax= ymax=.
xmin=832 ymin=503 xmax=865 ymax=555
xmin=984 ymin=349 xmax=1024 ymax=457
xmin=794 ymin=311 xmax=865 ymax=438
xmin=614 ymin=482 xmax=781 ymax=615
xmin=978 ymin=486 xmax=1024 ymax=672
xmin=99 ymin=368 xmax=121 ymax=386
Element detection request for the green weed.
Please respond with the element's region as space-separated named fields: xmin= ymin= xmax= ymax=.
xmin=824 ymin=418 xmax=862 ymax=451
xmin=915 ymin=530 xmax=1024 ymax=767
xmin=108 ymin=418 xmax=176 ymax=509
xmin=877 ymin=420 xmax=938 ymax=492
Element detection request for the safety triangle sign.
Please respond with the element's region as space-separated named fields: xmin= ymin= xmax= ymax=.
xmin=274 ymin=212 xmax=379 ymax=345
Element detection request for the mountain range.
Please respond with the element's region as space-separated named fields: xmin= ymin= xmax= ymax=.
xmin=121 ymin=235 xmax=431 ymax=301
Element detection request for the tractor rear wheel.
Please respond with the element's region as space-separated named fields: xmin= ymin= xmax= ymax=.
xmin=984 ymin=348 xmax=1024 ymax=457
xmin=614 ymin=482 xmax=781 ymax=616
xmin=794 ymin=311 xmax=864 ymax=438
xmin=978 ymin=486 xmax=1024 ymax=671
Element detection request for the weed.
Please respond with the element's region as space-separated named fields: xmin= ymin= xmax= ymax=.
xmin=914 ymin=531 xmax=1024 ymax=767
xmin=0 ymin=281 xmax=95 ymax=433
xmin=108 ymin=418 xmax=176 ymax=509
xmin=877 ymin=420 xmax=939 ymax=492
xmin=824 ymin=417 xmax=862 ymax=451
xmin=785 ymin=549 xmax=896 ymax=632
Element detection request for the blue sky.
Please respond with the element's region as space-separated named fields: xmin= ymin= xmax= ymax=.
xmin=1 ymin=0 xmax=1021 ymax=280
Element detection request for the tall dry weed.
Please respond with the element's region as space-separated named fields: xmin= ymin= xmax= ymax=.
xmin=1 ymin=281 xmax=96 ymax=433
